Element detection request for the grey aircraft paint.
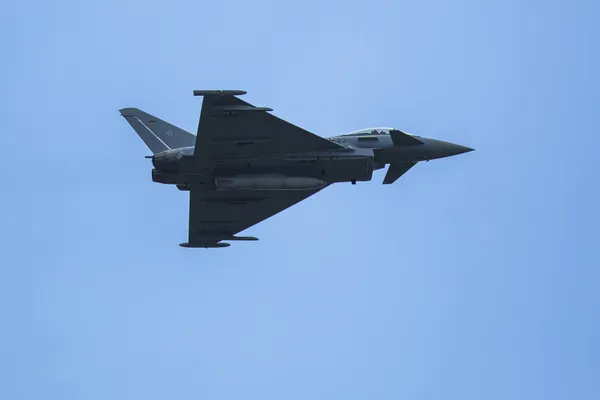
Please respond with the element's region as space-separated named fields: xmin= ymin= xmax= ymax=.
xmin=120 ymin=90 xmax=473 ymax=248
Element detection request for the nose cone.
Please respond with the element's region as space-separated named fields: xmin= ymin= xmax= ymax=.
xmin=430 ymin=140 xmax=474 ymax=159
xmin=451 ymin=144 xmax=474 ymax=155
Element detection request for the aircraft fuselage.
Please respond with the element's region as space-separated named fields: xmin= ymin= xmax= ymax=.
xmin=150 ymin=130 xmax=472 ymax=190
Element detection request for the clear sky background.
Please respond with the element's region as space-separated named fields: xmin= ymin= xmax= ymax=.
xmin=1 ymin=0 xmax=599 ymax=399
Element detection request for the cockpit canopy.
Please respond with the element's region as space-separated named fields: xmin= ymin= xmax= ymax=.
xmin=340 ymin=127 xmax=423 ymax=140
xmin=341 ymin=127 xmax=394 ymax=136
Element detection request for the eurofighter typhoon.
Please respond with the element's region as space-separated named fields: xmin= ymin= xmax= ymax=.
xmin=120 ymin=90 xmax=473 ymax=248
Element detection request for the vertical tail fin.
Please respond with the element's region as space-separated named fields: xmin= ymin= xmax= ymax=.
xmin=119 ymin=108 xmax=196 ymax=154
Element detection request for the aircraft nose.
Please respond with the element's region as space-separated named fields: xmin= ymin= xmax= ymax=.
xmin=451 ymin=144 xmax=474 ymax=155
xmin=429 ymin=140 xmax=474 ymax=159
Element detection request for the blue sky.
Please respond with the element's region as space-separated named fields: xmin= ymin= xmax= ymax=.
xmin=1 ymin=0 xmax=599 ymax=399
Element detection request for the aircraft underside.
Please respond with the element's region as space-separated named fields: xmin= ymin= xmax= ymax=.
xmin=120 ymin=90 xmax=472 ymax=247
xmin=152 ymin=151 xmax=375 ymax=190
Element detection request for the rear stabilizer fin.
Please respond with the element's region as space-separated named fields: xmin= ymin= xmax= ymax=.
xmin=119 ymin=108 xmax=196 ymax=154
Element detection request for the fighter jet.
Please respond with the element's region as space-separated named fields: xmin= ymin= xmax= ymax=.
xmin=120 ymin=90 xmax=473 ymax=248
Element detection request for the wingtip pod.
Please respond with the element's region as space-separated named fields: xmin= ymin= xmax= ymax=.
xmin=193 ymin=90 xmax=247 ymax=96
xmin=179 ymin=242 xmax=231 ymax=248
xmin=204 ymin=235 xmax=259 ymax=241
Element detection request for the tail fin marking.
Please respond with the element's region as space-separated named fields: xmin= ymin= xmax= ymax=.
xmin=119 ymin=108 xmax=196 ymax=154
